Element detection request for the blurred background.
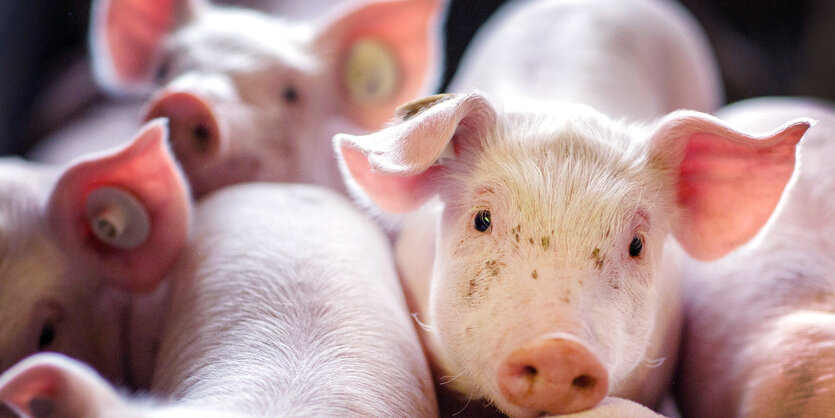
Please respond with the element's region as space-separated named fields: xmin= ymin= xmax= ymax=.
xmin=0 ymin=0 xmax=832 ymax=157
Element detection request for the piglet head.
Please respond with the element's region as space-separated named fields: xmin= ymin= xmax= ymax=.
xmin=91 ymin=0 xmax=444 ymax=197
xmin=0 ymin=119 xmax=190 ymax=391
xmin=336 ymin=92 xmax=809 ymax=416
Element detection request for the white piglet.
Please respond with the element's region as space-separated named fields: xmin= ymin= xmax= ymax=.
xmin=0 ymin=120 xmax=190 ymax=392
xmin=32 ymin=0 xmax=445 ymax=198
xmin=677 ymin=97 xmax=835 ymax=418
xmin=334 ymin=0 xmax=812 ymax=416
xmin=0 ymin=183 xmax=437 ymax=417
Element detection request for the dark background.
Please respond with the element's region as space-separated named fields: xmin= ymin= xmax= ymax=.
xmin=0 ymin=0 xmax=833 ymax=156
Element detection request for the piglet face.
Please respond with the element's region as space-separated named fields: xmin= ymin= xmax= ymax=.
xmin=427 ymin=107 xmax=674 ymax=416
xmin=92 ymin=0 xmax=444 ymax=197
xmin=336 ymin=93 xmax=809 ymax=416
xmin=0 ymin=120 xmax=190 ymax=388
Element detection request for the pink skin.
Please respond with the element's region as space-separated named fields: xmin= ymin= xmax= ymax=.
xmin=0 ymin=120 xmax=190 ymax=391
xmin=36 ymin=0 xmax=445 ymax=198
xmin=335 ymin=90 xmax=809 ymax=417
xmin=677 ymin=97 xmax=835 ymax=418
xmin=0 ymin=184 xmax=437 ymax=417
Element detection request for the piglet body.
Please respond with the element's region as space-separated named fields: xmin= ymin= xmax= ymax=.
xmin=677 ymin=97 xmax=835 ymax=418
xmin=0 ymin=184 xmax=437 ymax=417
xmin=334 ymin=0 xmax=810 ymax=416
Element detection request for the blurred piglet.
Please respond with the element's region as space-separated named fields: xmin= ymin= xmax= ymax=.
xmin=334 ymin=0 xmax=811 ymax=416
xmin=0 ymin=183 xmax=437 ymax=417
xmin=0 ymin=119 xmax=190 ymax=391
xmin=32 ymin=0 xmax=444 ymax=198
xmin=677 ymin=98 xmax=835 ymax=418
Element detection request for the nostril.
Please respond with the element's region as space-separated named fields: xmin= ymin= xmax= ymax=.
xmin=572 ymin=374 xmax=595 ymax=390
xmin=523 ymin=365 xmax=538 ymax=377
xmin=192 ymin=124 xmax=211 ymax=153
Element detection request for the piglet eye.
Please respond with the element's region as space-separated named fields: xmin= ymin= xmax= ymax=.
xmin=473 ymin=210 xmax=492 ymax=232
xmin=38 ymin=322 xmax=56 ymax=350
xmin=154 ymin=59 xmax=170 ymax=83
xmin=629 ymin=235 xmax=644 ymax=258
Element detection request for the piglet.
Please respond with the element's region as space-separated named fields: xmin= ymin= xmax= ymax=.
xmin=0 ymin=183 xmax=437 ymax=417
xmin=676 ymin=97 xmax=835 ymax=418
xmin=0 ymin=119 xmax=190 ymax=391
xmin=333 ymin=0 xmax=811 ymax=415
xmin=32 ymin=0 xmax=445 ymax=198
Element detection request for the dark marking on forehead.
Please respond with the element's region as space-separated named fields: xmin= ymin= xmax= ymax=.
xmin=512 ymin=225 xmax=521 ymax=243
xmin=541 ymin=236 xmax=550 ymax=251
xmin=591 ymin=248 xmax=605 ymax=270
xmin=528 ymin=237 xmax=534 ymax=245
xmin=531 ymin=270 xmax=538 ymax=280
xmin=467 ymin=278 xmax=478 ymax=298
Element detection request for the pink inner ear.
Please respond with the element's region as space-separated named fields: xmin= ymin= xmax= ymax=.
xmin=674 ymin=122 xmax=809 ymax=260
xmin=342 ymin=146 xmax=443 ymax=213
xmin=0 ymin=363 xmax=61 ymax=415
xmin=0 ymin=354 xmax=122 ymax=417
xmin=92 ymin=0 xmax=179 ymax=90
xmin=48 ymin=119 xmax=191 ymax=293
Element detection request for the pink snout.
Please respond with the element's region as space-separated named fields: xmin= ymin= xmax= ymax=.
xmin=497 ymin=336 xmax=609 ymax=415
xmin=144 ymin=91 xmax=225 ymax=160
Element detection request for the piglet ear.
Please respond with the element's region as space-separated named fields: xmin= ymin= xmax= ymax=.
xmin=90 ymin=0 xmax=205 ymax=94
xmin=649 ymin=110 xmax=812 ymax=260
xmin=316 ymin=0 xmax=446 ymax=129
xmin=0 ymin=353 xmax=126 ymax=418
xmin=48 ymin=119 xmax=192 ymax=293
xmin=335 ymin=92 xmax=494 ymax=213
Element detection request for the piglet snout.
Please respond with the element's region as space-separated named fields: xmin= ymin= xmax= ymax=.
xmin=144 ymin=91 xmax=225 ymax=160
xmin=497 ymin=335 xmax=609 ymax=415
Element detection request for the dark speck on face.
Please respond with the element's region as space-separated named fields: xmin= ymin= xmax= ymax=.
xmin=486 ymin=260 xmax=501 ymax=276
xmin=541 ymin=236 xmax=550 ymax=250
xmin=591 ymin=248 xmax=605 ymax=270
xmin=528 ymin=237 xmax=534 ymax=245
xmin=531 ymin=270 xmax=538 ymax=279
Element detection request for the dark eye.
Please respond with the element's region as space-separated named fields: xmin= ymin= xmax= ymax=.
xmin=282 ymin=85 xmax=299 ymax=103
xmin=473 ymin=210 xmax=491 ymax=232
xmin=38 ymin=322 xmax=56 ymax=350
xmin=154 ymin=59 xmax=170 ymax=83
xmin=629 ymin=235 xmax=644 ymax=258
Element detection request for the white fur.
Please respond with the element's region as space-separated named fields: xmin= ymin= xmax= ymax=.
xmin=149 ymin=184 xmax=436 ymax=416
xmin=0 ymin=184 xmax=437 ymax=417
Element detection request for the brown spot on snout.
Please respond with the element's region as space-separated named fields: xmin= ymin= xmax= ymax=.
xmin=529 ymin=238 xmax=535 ymax=245
xmin=541 ymin=237 xmax=550 ymax=251
xmin=531 ymin=270 xmax=538 ymax=280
